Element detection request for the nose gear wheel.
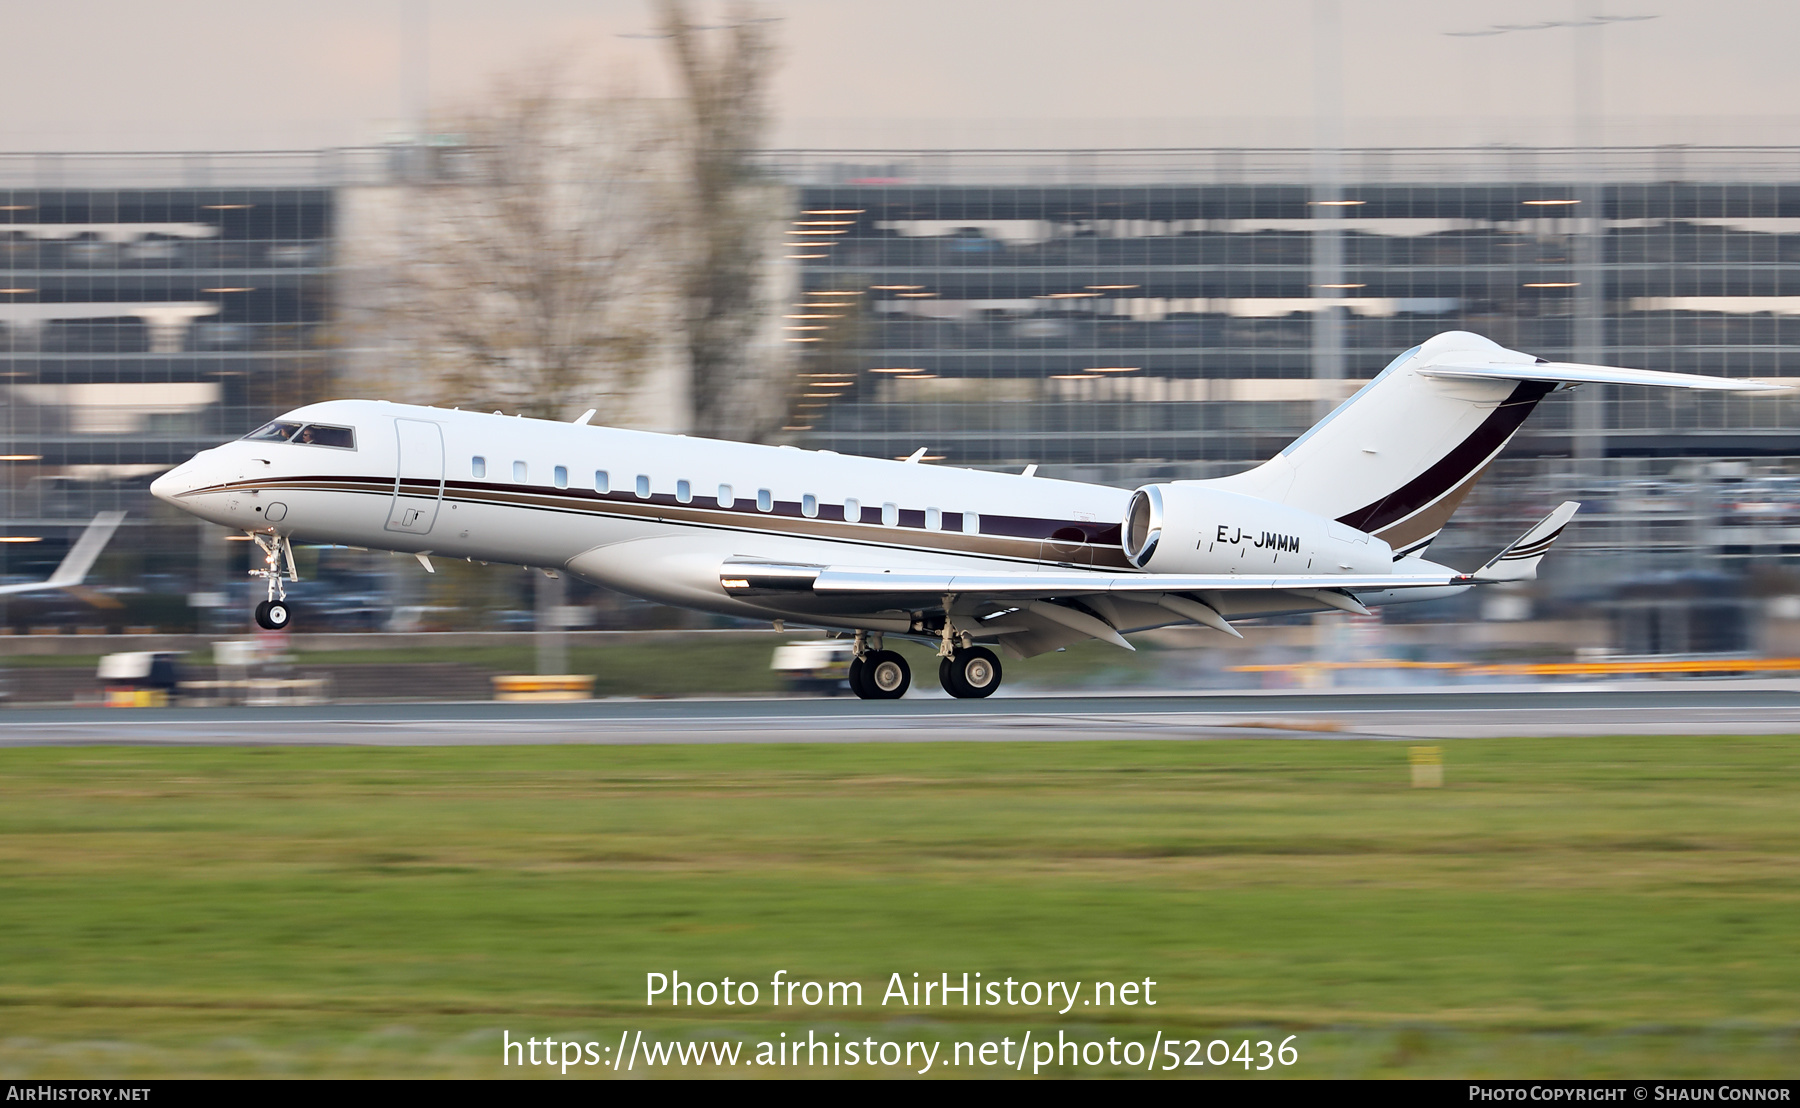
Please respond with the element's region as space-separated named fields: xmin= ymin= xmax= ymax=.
xmin=248 ymin=532 xmax=300 ymax=631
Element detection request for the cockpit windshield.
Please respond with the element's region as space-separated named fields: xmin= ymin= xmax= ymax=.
xmin=241 ymin=421 xmax=356 ymax=449
xmin=244 ymin=421 xmax=303 ymax=443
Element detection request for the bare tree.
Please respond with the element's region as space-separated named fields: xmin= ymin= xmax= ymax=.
xmin=367 ymin=66 xmax=681 ymax=422
xmin=656 ymin=0 xmax=787 ymax=442
xmin=344 ymin=66 xmax=686 ymax=674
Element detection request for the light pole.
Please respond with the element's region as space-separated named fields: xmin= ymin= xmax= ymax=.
xmin=1443 ymin=11 xmax=1659 ymax=464
xmin=1312 ymin=0 xmax=1348 ymax=423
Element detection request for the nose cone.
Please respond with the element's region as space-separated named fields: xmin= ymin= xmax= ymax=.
xmin=151 ymin=453 xmax=207 ymax=505
xmin=150 ymin=465 xmax=186 ymax=504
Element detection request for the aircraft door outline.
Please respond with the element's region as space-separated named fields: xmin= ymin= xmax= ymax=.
xmin=387 ymin=418 xmax=445 ymax=534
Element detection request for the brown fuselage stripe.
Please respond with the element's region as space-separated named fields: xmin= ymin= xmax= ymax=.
xmin=191 ymin=474 xmax=1136 ymax=569
xmin=1372 ymin=461 xmax=1493 ymax=553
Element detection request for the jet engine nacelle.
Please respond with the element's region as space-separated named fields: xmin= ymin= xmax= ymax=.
xmin=1122 ymin=483 xmax=1393 ymax=575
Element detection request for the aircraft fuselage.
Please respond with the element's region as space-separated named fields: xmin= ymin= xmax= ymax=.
xmin=150 ymin=398 xmax=1415 ymax=633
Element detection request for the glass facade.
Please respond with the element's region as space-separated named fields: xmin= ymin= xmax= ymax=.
xmin=0 ymin=184 xmax=334 ymax=554
xmin=773 ymin=147 xmax=1800 ymax=576
xmin=2 ymin=146 xmax=1799 ymax=629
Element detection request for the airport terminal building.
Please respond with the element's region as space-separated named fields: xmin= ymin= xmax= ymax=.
xmin=3 ymin=145 xmax=1799 ymax=639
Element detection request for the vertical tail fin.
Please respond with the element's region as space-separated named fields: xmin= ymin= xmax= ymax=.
xmin=1203 ymin=331 xmax=1779 ymax=557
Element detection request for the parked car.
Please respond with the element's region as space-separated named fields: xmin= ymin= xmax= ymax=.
xmin=771 ymin=640 xmax=853 ymax=695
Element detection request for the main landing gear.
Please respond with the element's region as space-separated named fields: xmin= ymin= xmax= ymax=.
xmin=845 ymin=617 xmax=1005 ymax=701
xmin=939 ymin=646 xmax=1002 ymax=699
xmin=848 ymin=649 xmax=910 ymax=700
xmin=250 ymin=532 xmax=299 ymax=631
xmin=931 ymin=592 xmax=1002 ymax=699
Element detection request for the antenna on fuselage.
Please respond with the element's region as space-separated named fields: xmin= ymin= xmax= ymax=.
xmin=573 ymin=409 xmax=596 ymax=425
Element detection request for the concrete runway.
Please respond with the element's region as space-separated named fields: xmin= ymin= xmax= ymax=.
xmin=2 ymin=682 xmax=1799 ymax=745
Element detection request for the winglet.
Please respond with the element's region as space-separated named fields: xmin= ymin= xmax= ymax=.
xmin=48 ymin=511 xmax=126 ymax=588
xmin=0 ymin=512 xmax=127 ymax=596
xmin=1474 ymin=501 xmax=1580 ymax=582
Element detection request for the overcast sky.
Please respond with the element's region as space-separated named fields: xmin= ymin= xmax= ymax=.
xmin=3 ymin=0 xmax=1796 ymax=151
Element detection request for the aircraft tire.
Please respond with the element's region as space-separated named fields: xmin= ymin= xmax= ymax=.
xmin=941 ymin=647 xmax=1001 ymax=699
xmin=254 ymin=600 xmax=292 ymax=631
xmin=864 ymin=650 xmax=910 ymax=699
xmin=847 ymin=656 xmax=874 ymax=699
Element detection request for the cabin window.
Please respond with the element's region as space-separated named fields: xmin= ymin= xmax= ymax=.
xmin=676 ymin=480 xmax=692 ymax=504
xmin=471 ymin=456 xmax=486 ymax=478
xmin=512 ymin=460 xmax=527 ymax=482
xmin=594 ymin=470 xmax=610 ymax=494
xmin=843 ymin=497 xmax=860 ymax=522
xmin=757 ymin=488 xmax=773 ymax=512
xmin=718 ymin=484 xmax=734 ymax=508
xmin=801 ymin=494 xmax=817 ymax=518
xmin=553 ymin=465 xmax=568 ymax=489
xmin=963 ymin=511 xmax=981 ymax=535
xmin=925 ymin=507 xmax=941 ymax=531
xmin=635 ymin=475 xmax=651 ymax=499
xmin=881 ymin=502 xmax=898 ymax=527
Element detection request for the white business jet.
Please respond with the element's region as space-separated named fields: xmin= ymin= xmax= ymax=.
xmin=149 ymin=331 xmax=1783 ymax=699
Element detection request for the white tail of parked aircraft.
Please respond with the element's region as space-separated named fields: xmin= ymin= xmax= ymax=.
xmin=150 ymin=331 xmax=1785 ymax=699
xmin=0 ymin=511 xmax=126 ymax=597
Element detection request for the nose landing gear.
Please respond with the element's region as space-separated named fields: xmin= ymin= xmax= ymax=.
xmin=249 ymin=532 xmax=299 ymax=631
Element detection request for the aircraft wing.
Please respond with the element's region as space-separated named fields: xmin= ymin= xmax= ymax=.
xmin=0 ymin=512 xmax=127 ymax=596
xmin=721 ymin=559 xmax=1469 ymax=601
xmin=722 ymin=558 xmax=1468 ymax=656
xmin=817 ymin=567 xmax=1465 ymax=597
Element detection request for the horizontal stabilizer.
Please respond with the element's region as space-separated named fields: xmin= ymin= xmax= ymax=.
xmin=1421 ymin=361 xmax=1788 ymax=392
xmin=1473 ymin=501 xmax=1580 ymax=583
xmin=0 ymin=512 xmax=126 ymax=597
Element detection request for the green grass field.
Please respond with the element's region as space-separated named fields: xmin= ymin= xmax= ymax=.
xmin=1 ymin=736 xmax=1796 ymax=1078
